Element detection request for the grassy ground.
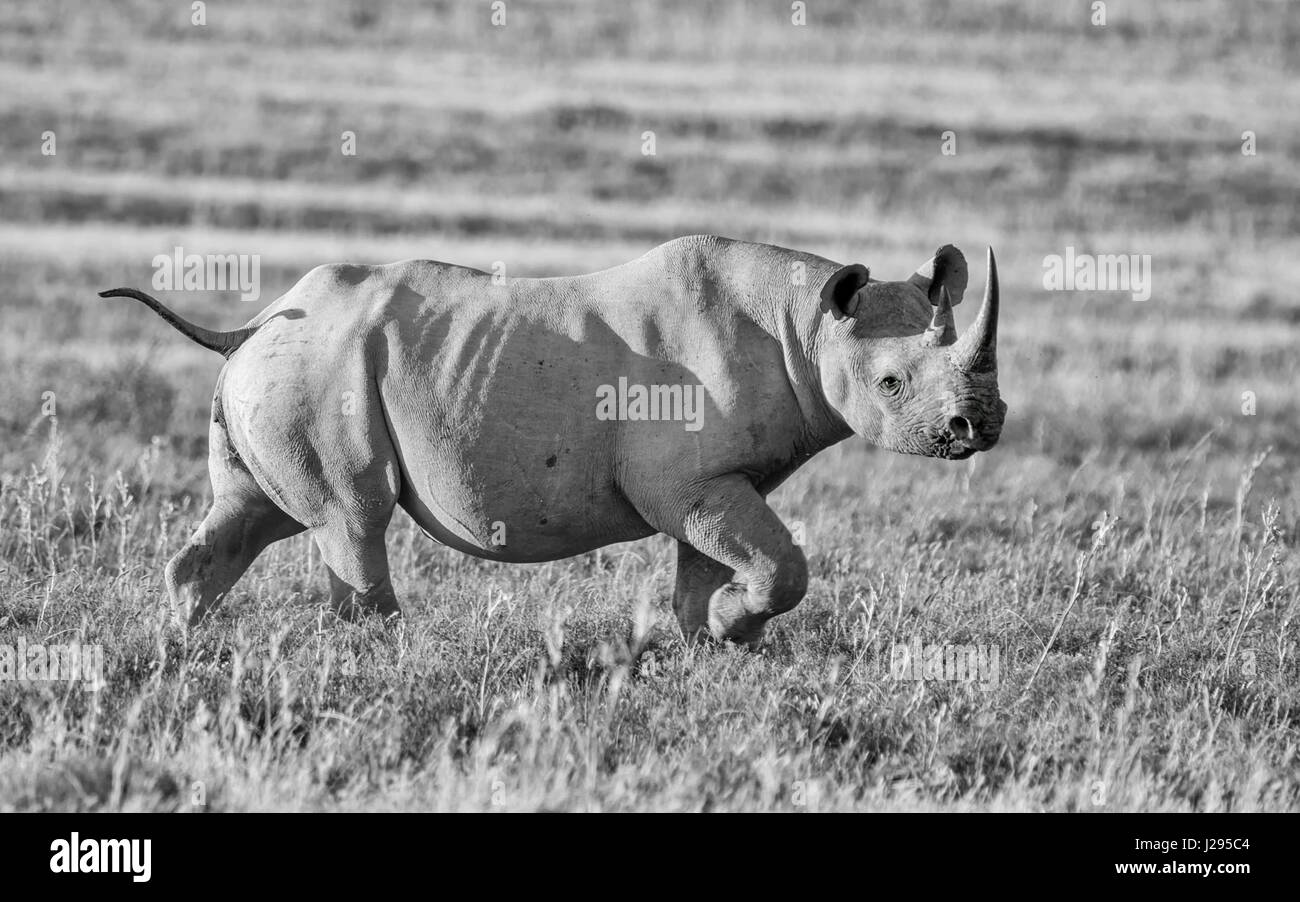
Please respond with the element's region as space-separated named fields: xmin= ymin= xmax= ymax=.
xmin=1 ymin=0 xmax=1297 ymax=810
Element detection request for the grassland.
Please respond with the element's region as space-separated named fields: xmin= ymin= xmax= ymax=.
xmin=0 ymin=0 xmax=1298 ymax=811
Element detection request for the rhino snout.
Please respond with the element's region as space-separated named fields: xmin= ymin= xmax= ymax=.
xmin=945 ymin=399 xmax=1005 ymax=452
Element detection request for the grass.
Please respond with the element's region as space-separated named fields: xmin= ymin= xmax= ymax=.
xmin=1 ymin=430 xmax=1296 ymax=810
xmin=0 ymin=0 xmax=1297 ymax=810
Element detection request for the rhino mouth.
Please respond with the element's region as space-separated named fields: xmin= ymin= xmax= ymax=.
xmin=932 ymin=429 xmax=999 ymax=460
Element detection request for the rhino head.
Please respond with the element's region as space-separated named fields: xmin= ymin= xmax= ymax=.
xmin=816 ymin=245 xmax=1006 ymax=460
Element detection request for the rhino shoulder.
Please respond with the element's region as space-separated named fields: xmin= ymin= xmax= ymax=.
xmin=651 ymin=234 xmax=736 ymax=270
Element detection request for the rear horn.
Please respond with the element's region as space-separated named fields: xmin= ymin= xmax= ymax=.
xmin=920 ymin=286 xmax=957 ymax=347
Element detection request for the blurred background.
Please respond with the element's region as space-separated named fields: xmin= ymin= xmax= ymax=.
xmin=1 ymin=0 xmax=1297 ymax=494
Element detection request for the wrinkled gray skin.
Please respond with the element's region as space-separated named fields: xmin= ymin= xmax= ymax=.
xmin=102 ymin=236 xmax=1006 ymax=644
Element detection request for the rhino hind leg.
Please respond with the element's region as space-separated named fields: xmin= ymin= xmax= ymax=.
xmin=658 ymin=474 xmax=808 ymax=646
xmin=296 ymin=450 xmax=404 ymax=621
xmin=313 ymin=523 xmax=401 ymax=622
xmin=219 ymin=364 xmax=405 ymax=622
xmin=166 ymin=444 xmax=305 ymax=627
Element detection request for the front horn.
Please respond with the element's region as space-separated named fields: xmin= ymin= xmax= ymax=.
xmin=953 ymin=247 xmax=998 ymax=373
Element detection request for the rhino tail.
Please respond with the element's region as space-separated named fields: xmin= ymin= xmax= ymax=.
xmin=98 ymin=287 xmax=258 ymax=358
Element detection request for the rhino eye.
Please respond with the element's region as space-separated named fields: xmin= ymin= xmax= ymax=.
xmin=877 ymin=374 xmax=903 ymax=395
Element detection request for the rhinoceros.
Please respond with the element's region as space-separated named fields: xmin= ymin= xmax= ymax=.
xmin=101 ymin=236 xmax=1005 ymax=643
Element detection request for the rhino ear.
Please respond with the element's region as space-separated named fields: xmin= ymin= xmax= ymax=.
xmin=820 ymin=264 xmax=870 ymax=320
xmin=908 ymin=245 xmax=968 ymax=306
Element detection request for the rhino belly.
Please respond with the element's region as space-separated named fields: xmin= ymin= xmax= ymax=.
xmin=380 ymin=392 xmax=655 ymax=563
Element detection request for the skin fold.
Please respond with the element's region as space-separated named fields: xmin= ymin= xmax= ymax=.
xmin=104 ymin=235 xmax=1006 ymax=644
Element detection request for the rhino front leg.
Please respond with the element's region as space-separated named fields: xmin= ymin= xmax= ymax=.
xmin=673 ymin=541 xmax=734 ymax=643
xmin=666 ymin=474 xmax=808 ymax=646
